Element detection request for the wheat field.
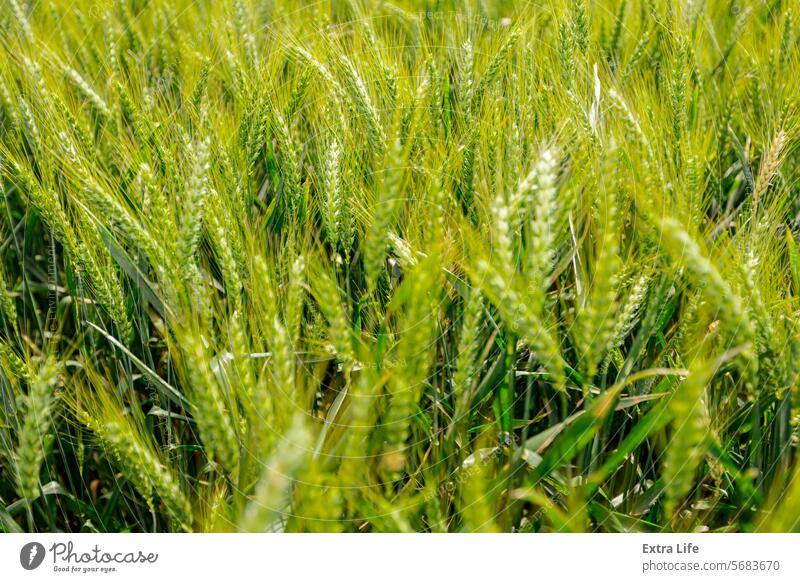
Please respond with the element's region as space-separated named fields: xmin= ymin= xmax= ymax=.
xmin=1 ymin=0 xmax=800 ymax=533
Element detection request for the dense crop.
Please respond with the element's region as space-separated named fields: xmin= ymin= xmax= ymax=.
xmin=1 ymin=0 xmax=800 ymax=533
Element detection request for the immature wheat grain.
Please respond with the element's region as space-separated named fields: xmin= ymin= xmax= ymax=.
xmin=0 ymin=77 xmax=19 ymax=131
xmin=449 ymin=289 xmax=484 ymax=437
xmin=624 ymin=30 xmax=650 ymax=76
xmin=457 ymin=39 xmax=474 ymax=114
xmin=312 ymin=269 xmax=355 ymax=365
xmin=382 ymin=258 xmax=440 ymax=476
xmin=15 ymin=360 xmax=57 ymax=505
xmin=559 ymin=21 xmax=576 ymax=86
xmin=241 ymin=415 xmax=312 ymax=532
xmin=657 ymin=216 xmax=750 ymax=341
xmin=80 ymin=412 xmax=193 ymax=530
xmin=475 ymin=259 xmax=566 ymax=391
xmin=578 ymin=180 xmax=621 ymax=384
xmin=322 ymin=138 xmax=355 ymax=259
xmin=64 ymin=66 xmax=111 ymax=121
xmin=8 ymin=0 xmax=33 ymax=43
xmin=207 ymin=195 xmax=244 ymax=311
xmin=664 ymin=356 xmax=715 ymax=521
xmin=365 ymin=136 xmax=405 ymax=290
xmin=0 ymin=259 xmax=17 ymax=331
xmin=471 ymin=32 xmax=520 ymax=112
xmin=287 ymin=254 xmax=305 ymax=347
xmin=754 ymin=129 xmax=787 ymax=212
xmin=490 ymin=190 xmax=515 ymax=276
xmin=339 ymin=55 xmax=386 ymax=156
xmin=181 ymin=333 xmax=241 ymax=477
xmin=670 ymin=38 xmax=689 ymax=154
xmin=571 ymin=1 xmax=590 ymax=54
xmin=600 ymin=270 xmax=651 ymax=374
xmin=526 ymin=148 xmax=559 ymax=283
xmin=0 ymin=339 xmax=27 ymax=381
xmin=178 ymin=136 xmax=210 ymax=271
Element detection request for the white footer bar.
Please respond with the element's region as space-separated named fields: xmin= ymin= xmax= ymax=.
xmin=3 ymin=534 xmax=798 ymax=581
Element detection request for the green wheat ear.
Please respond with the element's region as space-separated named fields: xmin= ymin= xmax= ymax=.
xmin=240 ymin=415 xmax=312 ymax=532
xmin=15 ymin=359 xmax=57 ymax=506
xmin=67 ymin=370 xmax=194 ymax=531
xmin=0 ymin=339 xmax=27 ymax=381
xmin=380 ymin=256 xmax=441 ymax=478
xmin=663 ymin=354 xmax=716 ymax=527
xmin=449 ymin=288 xmax=485 ymax=441
xmin=656 ymin=216 xmax=751 ymax=344
xmin=577 ymin=177 xmax=621 ymax=386
xmin=0 ymin=259 xmax=17 ymax=332
xmin=179 ymin=331 xmax=241 ymax=477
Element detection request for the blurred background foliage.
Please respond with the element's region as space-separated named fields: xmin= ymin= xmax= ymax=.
xmin=1 ymin=0 xmax=800 ymax=532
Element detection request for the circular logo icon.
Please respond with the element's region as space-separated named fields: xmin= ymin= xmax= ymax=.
xmin=20 ymin=542 xmax=46 ymax=570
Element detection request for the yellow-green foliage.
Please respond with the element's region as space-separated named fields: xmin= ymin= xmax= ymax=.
xmin=0 ymin=0 xmax=799 ymax=533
